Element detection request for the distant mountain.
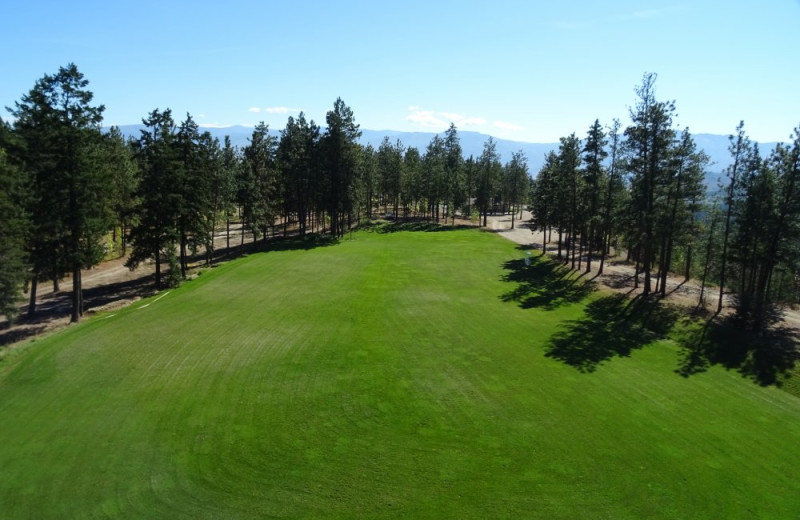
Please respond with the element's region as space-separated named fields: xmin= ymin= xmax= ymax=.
xmin=110 ymin=125 xmax=784 ymax=182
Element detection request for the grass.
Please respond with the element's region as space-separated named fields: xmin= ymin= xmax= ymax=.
xmin=1 ymin=225 xmax=799 ymax=518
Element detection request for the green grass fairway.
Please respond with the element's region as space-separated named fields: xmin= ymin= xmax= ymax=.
xmin=1 ymin=226 xmax=799 ymax=519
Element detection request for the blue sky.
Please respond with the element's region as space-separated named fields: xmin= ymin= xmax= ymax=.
xmin=2 ymin=0 xmax=799 ymax=143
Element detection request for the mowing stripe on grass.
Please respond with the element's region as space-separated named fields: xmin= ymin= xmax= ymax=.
xmin=0 ymin=227 xmax=798 ymax=519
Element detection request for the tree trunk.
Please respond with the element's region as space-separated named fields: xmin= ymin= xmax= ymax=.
xmin=585 ymin=223 xmax=593 ymax=274
xmin=240 ymin=216 xmax=246 ymax=254
xmin=28 ymin=277 xmax=38 ymax=316
xmin=180 ymin=224 xmax=188 ymax=279
xmin=155 ymin=249 xmax=162 ymax=290
xmin=541 ymin=225 xmax=548 ymax=257
xmin=684 ymin=244 xmax=692 ymax=281
xmin=121 ymin=220 xmax=128 ymax=256
xmin=571 ymin=227 xmax=577 ymax=270
xmin=598 ymin=230 xmax=608 ymax=275
xmin=642 ymin=242 xmax=652 ymax=295
xmin=660 ymin=236 xmax=674 ymax=297
xmin=557 ymin=228 xmax=563 ymax=260
xmin=71 ymin=266 xmax=81 ymax=323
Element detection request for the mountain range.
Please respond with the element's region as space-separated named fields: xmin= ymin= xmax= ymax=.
xmin=112 ymin=124 xmax=784 ymax=183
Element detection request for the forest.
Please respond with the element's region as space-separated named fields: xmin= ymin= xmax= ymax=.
xmin=1 ymin=64 xmax=799 ymax=334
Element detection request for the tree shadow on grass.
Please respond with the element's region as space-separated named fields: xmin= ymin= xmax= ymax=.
xmin=259 ymin=233 xmax=340 ymax=252
xmin=0 ymin=275 xmax=159 ymax=348
xmin=219 ymin=233 xmax=341 ymax=259
xmin=500 ymin=257 xmax=596 ymax=311
xmin=545 ymin=294 xmax=682 ymax=372
xmin=362 ymin=219 xmax=475 ymax=234
xmin=676 ymin=315 xmax=800 ymax=386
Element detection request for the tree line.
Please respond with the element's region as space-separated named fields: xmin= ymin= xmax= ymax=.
xmin=529 ymin=72 xmax=800 ymax=332
xmin=0 ymin=64 xmax=530 ymax=323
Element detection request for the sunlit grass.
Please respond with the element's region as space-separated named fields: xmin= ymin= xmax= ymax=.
xmin=1 ymin=225 xmax=798 ymax=519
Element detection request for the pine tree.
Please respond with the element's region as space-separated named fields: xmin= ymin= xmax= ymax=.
xmin=9 ymin=63 xmax=110 ymax=322
xmin=0 ymin=126 xmax=30 ymax=322
xmin=126 ymin=109 xmax=181 ymax=290
xmin=219 ymin=136 xmax=241 ymax=248
xmin=655 ymin=128 xmax=707 ymax=296
xmin=581 ymin=120 xmax=607 ymax=272
xmin=503 ymin=151 xmax=529 ymax=230
xmin=422 ymin=135 xmax=445 ymax=222
xmin=278 ymin=113 xmax=319 ymax=235
xmin=402 ymin=147 xmax=422 ymax=217
xmin=731 ymin=127 xmax=800 ymax=330
xmin=378 ymin=137 xmax=404 ymax=217
xmin=241 ymin=122 xmax=279 ymax=242
xmin=476 ymin=138 xmax=501 ymax=227
xmin=103 ymin=126 xmax=139 ymax=256
xmin=443 ymin=123 xmax=464 ymax=224
xmin=598 ymin=119 xmax=623 ymax=275
xmin=196 ymin=131 xmax=222 ymax=263
xmin=718 ymin=121 xmax=750 ymax=312
xmin=557 ymin=134 xmax=582 ymax=268
xmin=320 ymin=99 xmax=361 ymax=237
xmin=624 ymin=73 xmax=676 ymax=295
xmin=530 ymin=151 xmax=559 ymax=256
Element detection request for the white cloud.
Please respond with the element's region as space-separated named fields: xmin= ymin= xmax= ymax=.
xmin=494 ymin=121 xmax=524 ymax=131
xmin=265 ymin=106 xmax=301 ymax=114
xmin=198 ymin=122 xmax=233 ymax=128
xmin=438 ymin=111 xmax=460 ymax=121
xmin=248 ymin=107 xmax=262 ymax=113
xmin=406 ymin=108 xmax=447 ymax=128
xmin=439 ymin=112 xmax=487 ymax=126
xmin=197 ymin=113 xmax=207 ymax=119
xmin=406 ymin=107 xmax=486 ymax=129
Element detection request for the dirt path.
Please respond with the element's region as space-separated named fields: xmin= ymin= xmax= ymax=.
xmin=486 ymin=211 xmax=800 ymax=328
xmin=0 ymin=224 xmax=258 ymax=349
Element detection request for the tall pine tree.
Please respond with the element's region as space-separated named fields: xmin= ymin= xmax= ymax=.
xmin=9 ymin=63 xmax=110 ymax=322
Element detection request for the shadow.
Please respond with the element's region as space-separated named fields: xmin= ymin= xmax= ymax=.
xmin=82 ymin=275 xmax=158 ymax=311
xmin=676 ymin=315 xmax=800 ymax=386
xmin=545 ymin=294 xmax=681 ymax=372
xmin=666 ymin=280 xmax=687 ymax=296
xmin=190 ymin=232 xmax=339 ymax=264
xmin=363 ymin=220 xmax=475 ymax=234
xmin=500 ymin=256 xmax=597 ymax=311
xmin=257 ymin=233 xmax=340 ymax=252
xmin=0 ymin=275 xmax=160 ymax=348
xmin=600 ymin=272 xmax=638 ymax=290
xmin=0 ymin=324 xmax=47 ymax=348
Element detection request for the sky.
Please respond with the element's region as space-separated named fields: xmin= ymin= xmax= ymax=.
xmin=2 ymin=0 xmax=799 ymax=144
